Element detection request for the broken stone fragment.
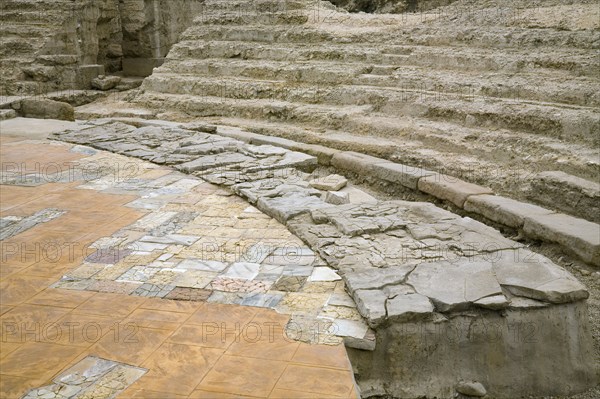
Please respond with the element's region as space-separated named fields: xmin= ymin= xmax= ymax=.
xmin=91 ymin=75 xmax=122 ymax=91
xmin=456 ymin=381 xmax=487 ymax=397
xmin=324 ymin=190 xmax=350 ymax=205
xmin=183 ymin=121 xmax=218 ymax=133
xmin=309 ymin=174 xmax=348 ymax=191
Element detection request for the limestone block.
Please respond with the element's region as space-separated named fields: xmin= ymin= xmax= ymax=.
xmin=353 ymin=289 xmax=387 ymax=328
xmin=371 ymin=162 xmax=436 ymax=190
xmin=530 ymin=171 xmax=600 ymax=223
xmin=291 ymin=143 xmax=340 ymax=165
xmin=324 ymin=190 xmax=350 ymax=205
xmin=464 ymin=194 xmax=554 ymax=228
xmin=407 ymin=259 xmax=503 ymax=312
xmin=92 ymin=75 xmax=122 ymax=91
xmin=492 ymin=249 xmax=589 ymax=302
xmin=386 ymin=293 xmax=434 ymax=322
xmin=418 ymin=173 xmax=493 ymax=208
xmin=0 ymin=109 xmax=17 ymax=121
xmin=19 ymin=99 xmax=75 ymax=121
xmin=331 ymin=151 xmax=382 ymax=175
xmin=523 ymin=213 xmax=600 ymax=266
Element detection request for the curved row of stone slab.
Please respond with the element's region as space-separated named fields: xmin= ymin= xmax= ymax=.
xmin=214 ymin=126 xmax=600 ymax=268
xmin=51 ymin=119 xmax=596 ymax=398
xmin=51 ymin=120 xmax=591 ymax=325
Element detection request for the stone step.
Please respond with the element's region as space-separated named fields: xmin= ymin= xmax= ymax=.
xmin=0 ymin=10 xmax=66 ymax=24
xmin=136 ymin=92 xmax=600 ymax=177
xmin=527 ymin=171 xmax=600 ymax=223
xmin=170 ymin=39 xmax=598 ymax=77
xmin=0 ymin=37 xmax=38 ymax=57
xmin=150 ymin=59 xmax=600 ymax=108
xmin=181 ymin=23 xmax=599 ymax=51
xmin=196 ymin=11 xmax=310 ymax=26
xmin=0 ymin=0 xmax=74 ymax=11
xmin=0 ymin=24 xmax=54 ymax=37
xmin=143 ymin=72 xmax=600 ymax=145
xmin=199 ymin=0 xmax=310 ymax=13
xmin=159 ymin=58 xmax=371 ymax=84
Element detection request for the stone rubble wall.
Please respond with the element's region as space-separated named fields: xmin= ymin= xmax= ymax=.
xmin=0 ymin=0 xmax=202 ymax=96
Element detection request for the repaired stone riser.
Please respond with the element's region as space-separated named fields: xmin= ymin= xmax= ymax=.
xmin=349 ymin=302 xmax=598 ymax=398
xmin=139 ymin=91 xmax=600 ymax=152
xmin=142 ymin=72 xmax=600 ymax=145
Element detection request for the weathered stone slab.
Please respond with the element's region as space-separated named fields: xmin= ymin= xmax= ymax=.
xmin=91 ymin=75 xmax=121 ymax=90
xmin=418 ymin=173 xmax=493 ymax=208
xmin=371 ymin=162 xmax=436 ymax=190
xmin=257 ymin=193 xmax=330 ymax=223
xmin=309 ymin=174 xmax=348 ymax=191
xmin=407 ymin=259 xmax=503 ymax=312
xmin=353 ymin=289 xmax=387 ymax=327
xmin=177 ymin=152 xmax=253 ymax=172
xmin=291 ymin=143 xmax=340 ymax=165
xmin=523 ymin=213 xmax=600 ymax=266
xmin=386 ymin=293 xmax=434 ymax=322
xmin=493 ymin=249 xmax=589 ymax=303
xmin=464 ymin=194 xmax=554 ymax=228
xmin=530 ymin=171 xmax=600 ymax=223
xmin=324 ymin=190 xmax=350 ymax=205
xmin=345 ymin=266 xmax=415 ymax=294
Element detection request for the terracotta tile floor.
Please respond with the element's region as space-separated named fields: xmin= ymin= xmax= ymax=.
xmin=0 ymin=134 xmax=358 ymax=398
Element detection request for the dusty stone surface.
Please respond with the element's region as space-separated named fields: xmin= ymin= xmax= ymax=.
xmin=91 ymin=75 xmax=122 ymax=91
xmin=309 ymin=174 xmax=348 ymax=191
xmin=529 ymin=171 xmax=600 ymax=223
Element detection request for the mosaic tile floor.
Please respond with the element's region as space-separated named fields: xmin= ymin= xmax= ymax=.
xmin=0 ymin=124 xmax=359 ymax=399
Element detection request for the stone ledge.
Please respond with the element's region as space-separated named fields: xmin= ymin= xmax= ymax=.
xmin=464 ymin=194 xmax=554 ymax=228
xmin=417 ymin=173 xmax=493 ymax=208
xmin=331 ymin=151 xmax=382 ymax=175
xmin=523 ymin=213 xmax=600 ymax=266
xmin=291 ymin=143 xmax=340 ymax=166
xmin=370 ymin=161 xmax=436 ymax=190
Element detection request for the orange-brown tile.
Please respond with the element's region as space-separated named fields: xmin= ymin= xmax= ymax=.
xmin=292 ymin=343 xmax=352 ymax=370
xmin=273 ymin=364 xmax=354 ymax=397
xmin=123 ymin=308 xmax=190 ymax=331
xmin=0 ymin=374 xmax=38 ymax=399
xmin=26 ymin=288 xmax=96 ymax=309
xmin=0 ymin=342 xmax=84 ymax=381
xmin=138 ymin=342 xmax=223 ymax=395
xmin=140 ymin=297 xmax=202 ymax=314
xmin=0 ymin=275 xmax=53 ymax=305
xmin=168 ymin=324 xmax=238 ymax=350
xmin=186 ymin=303 xmax=257 ymax=327
xmin=88 ymin=326 xmax=172 ymax=366
xmin=196 ymin=355 xmax=287 ymax=397
xmin=73 ymin=292 xmax=145 ymax=318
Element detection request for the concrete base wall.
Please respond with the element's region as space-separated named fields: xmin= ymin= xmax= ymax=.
xmin=349 ymin=301 xmax=598 ymax=398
